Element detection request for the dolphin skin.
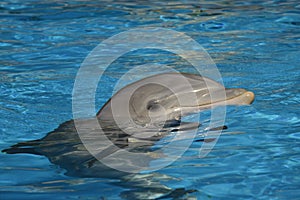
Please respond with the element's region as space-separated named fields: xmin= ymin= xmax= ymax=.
xmin=2 ymin=73 xmax=255 ymax=198
xmin=2 ymin=73 xmax=254 ymax=177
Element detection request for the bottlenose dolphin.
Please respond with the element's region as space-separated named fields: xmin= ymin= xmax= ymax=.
xmin=2 ymin=73 xmax=254 ymax=199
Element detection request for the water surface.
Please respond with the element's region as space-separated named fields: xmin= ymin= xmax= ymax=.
xmin=1 ymin=0 xmax=299 ymax=199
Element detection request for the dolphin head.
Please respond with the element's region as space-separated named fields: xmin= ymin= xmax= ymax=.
xmin=97 ymin=73 xmax=255 ymax=127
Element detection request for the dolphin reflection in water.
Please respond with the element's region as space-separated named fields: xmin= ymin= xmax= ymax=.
xmin=2 ymin=73 xmax=255 ymax=199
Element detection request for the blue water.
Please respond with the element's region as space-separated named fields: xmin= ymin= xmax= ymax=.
xmin=1 ymin=0 xmax=299 ymax=199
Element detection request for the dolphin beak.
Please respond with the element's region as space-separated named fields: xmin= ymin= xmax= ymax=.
xmin=225 ymin=89 xmax=255 ymax=105
xmin=179 ymin=88 xmax=255 ymax=115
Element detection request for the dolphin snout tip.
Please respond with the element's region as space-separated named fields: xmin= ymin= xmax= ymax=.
xmin=225 ymin=89 xmax=255 ymax=106
xmin=243 ymin=91 xmax=255 ymax=104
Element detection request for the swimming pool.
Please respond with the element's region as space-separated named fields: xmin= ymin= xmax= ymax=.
xmin=1 ymin=0 xmax=299 ymax=199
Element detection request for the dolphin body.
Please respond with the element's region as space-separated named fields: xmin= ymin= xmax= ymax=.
xmin=2 ymin=73 xmax=254 ymax=199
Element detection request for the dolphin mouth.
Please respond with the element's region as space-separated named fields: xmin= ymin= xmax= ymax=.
xmin=179 ymin=89 xmax=255 ymax=112
xmin=224 ymin=89 xmax=255 ymax=105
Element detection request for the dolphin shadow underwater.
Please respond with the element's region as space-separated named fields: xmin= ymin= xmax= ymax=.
xmin=2 ymin=73 xmax=255 ymax=199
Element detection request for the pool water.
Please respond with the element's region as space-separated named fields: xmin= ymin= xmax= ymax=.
xmin=1 ymin=0 xmax=299 ymax=199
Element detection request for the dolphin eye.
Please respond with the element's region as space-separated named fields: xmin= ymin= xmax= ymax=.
xmin=146 ymin=101 xmax=160 ymax=112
